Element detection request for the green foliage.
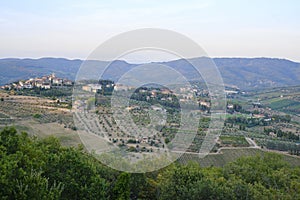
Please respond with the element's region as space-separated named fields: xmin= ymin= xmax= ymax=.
xmin=15 ymin=87 xmax=73 ymax=98
xmin=0 ymin=126 xmax=20 ymax=154
xmin=112 ymin=173 xmax=131 ymax=200
xmin=43 ymin=147 xmax=109 ymax=199
xmin=0 ymin=127 xmax=300 ymax=200
xmin=268 ymin=99 xmax=300 ymax=114
xmin=158 ymin=155 xmax=300 ymax=200
xmin=224 ymin=154 xmax=300 ymax=199
xmin=0 ymin=128 xmax=64 ymax=199
xmin=13 ymin=170 xmax=64 ymax=200
xmin=264 ymin=127 xmax=299 ymax=141
xmin=271 ymin=114 xmax=292 ymax=123
xmin=0 ymin=127 xmax=113 ymax=200
xmin=33 ymin=113 xmax=42 ymax=119
xmin=129 ymin=173 xmax=157 ymax=200
xmin=158 ymin=163 xmax=212 ymax=200
xmin=87 ymin=97 xmax=96 ymax=110
xmin=219 ymin=136 xmax=249 ymax=147
xmin=164 ymin=138 xmax=170 ymax=144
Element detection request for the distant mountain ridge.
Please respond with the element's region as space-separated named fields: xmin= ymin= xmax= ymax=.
xmin=0 ymin=57 xmax=299 ymax=90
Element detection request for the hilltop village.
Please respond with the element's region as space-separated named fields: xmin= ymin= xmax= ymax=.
xmin=0 ymin=73 xmax=73 ymax=90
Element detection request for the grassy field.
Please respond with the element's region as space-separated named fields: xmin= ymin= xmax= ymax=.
xmin=0 ymin=92 xmax=78 ymax=146
xmin=219 ymin=135 xmax=250 ymax=147
xmin=1 ymin=91 xmax=300 ymax=168
xmin=1 ymin=121 xmax=300 ymax=167
xmin=266 ymin=98 xmax=300 ymax=114
xmin=245 ymin=86 xmax=300 ymax=115
xmin=0 ymin=120 xmax=81 ymax=147
xmin=22 ymin=120 xmax=81 ymax=146
xmin=179 ymin=148 xmax=300 ymax=167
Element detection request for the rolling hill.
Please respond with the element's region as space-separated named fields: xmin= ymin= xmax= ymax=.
xmin=0 ymin=57 xmax=299 ymax=90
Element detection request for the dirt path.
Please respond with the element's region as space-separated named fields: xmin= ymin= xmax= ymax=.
xmin=245 ymin=137 xmax=259 ymax=148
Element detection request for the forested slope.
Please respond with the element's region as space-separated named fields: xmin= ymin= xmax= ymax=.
xmin=0 ymin=127 xmax=299 ymax=199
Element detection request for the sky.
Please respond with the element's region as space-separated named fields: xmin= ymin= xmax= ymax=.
xmin=0 ymin=0 xmax=300 ymax=62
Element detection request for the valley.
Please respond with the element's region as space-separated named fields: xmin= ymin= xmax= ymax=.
xmin=1 ymin=79 xmax=300 ymax=166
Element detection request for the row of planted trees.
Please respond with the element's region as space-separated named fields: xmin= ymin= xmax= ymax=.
xmin=0 ymin=127 xmax=300 ymax=200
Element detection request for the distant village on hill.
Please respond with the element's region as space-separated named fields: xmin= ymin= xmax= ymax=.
xmin=0 ymin=73 xmax=73 ymax=90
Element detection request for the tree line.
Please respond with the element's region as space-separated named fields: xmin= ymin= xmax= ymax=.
xmin=0 ymin=127 xmax=299 ymax=199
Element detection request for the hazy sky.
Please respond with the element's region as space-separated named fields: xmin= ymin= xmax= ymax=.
xmin=0 ymin=0 xmax=299 ymax=62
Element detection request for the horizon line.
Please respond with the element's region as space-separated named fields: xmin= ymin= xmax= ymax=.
xmin=0 ymin=56 xmax=299 ymax=64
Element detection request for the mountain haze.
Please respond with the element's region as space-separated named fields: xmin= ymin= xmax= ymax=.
xmin=0 ymin=57 xmax=299 ymax=90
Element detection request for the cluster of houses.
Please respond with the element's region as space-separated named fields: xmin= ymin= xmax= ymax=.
xmin=82 ymin=83 xmax=136 ymax=93
xmin=79 ymin=81 xmax=243 ymax=114
xmin=1 ymin=73 xmax=73 ymax=90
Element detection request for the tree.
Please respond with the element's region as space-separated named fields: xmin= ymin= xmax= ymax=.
xmin=158 ymin=163 xmax=217 ymax=200
xmin=43 ymin=146 xmax=109 ymax=200
xmin=129 ymin=173 xmax=156 ymax=200
xmin=1 ymin=127 xmax=299 ymax=200
xmin=0 ymin=128 xmax=64 ymax=199
xmin=0 ymin=127 xmax=20 ymax=154
xmin=113 ymin=173 xmax=131 ymax=200
xmin=0 ymin=128 xmax=111 ymax=200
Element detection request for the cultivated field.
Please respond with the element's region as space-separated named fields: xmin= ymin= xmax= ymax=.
xmin=1 ymin=90 xmax=300 ymax=167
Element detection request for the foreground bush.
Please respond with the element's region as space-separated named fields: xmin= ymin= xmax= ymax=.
xmin=0 ymin=127 xmax=299 ymax=199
